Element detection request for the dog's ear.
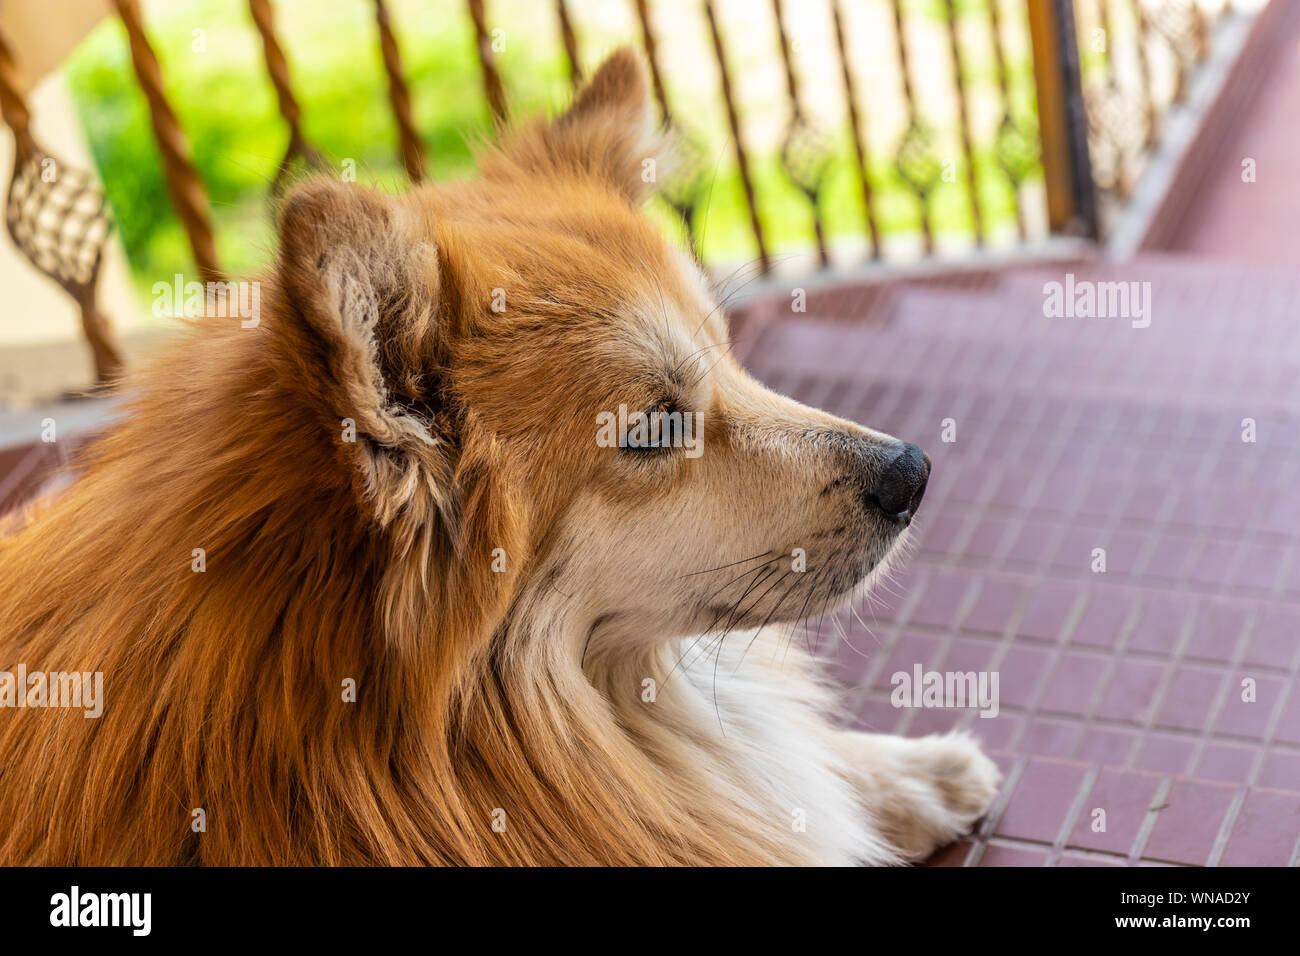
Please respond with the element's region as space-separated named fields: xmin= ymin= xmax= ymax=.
xmin=274 ymin=178 xmax=461 ymax=531
xmin=495 ymin=47 xmax=670 ymax=202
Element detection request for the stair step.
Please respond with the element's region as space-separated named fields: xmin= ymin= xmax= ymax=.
xmin=930 ymin=752 xmax=1300 ymax=866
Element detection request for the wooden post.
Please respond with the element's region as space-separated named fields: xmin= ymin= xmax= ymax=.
xmin=1027 ymin=0 xmax=1098 ymax=238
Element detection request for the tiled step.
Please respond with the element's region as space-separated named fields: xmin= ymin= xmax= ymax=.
xmin=929 ymin=753 xmax=1300 ymax=867
xmin=748 ymin=286 xmax=1300 ymax=406
xmin=889 ymin=283 xmax=1300 ymax=360
xmin=725 ymin=260 xmax=1052 ymax=360
xmin=997 ymin=252 xmax=1300 ymax=296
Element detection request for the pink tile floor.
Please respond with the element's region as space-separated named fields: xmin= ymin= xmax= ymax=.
xmin=736 ymin=256 xmax=1300 ymax=866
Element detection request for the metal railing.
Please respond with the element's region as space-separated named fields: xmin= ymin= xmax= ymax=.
xmin=0 ymin=0 xmax=1267 ymax=383
xmin=1073 ymin=0 xmax=1224 ymax=210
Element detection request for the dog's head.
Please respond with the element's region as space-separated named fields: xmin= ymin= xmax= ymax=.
xmin=274 ymin=49 xmax=928 ymax=652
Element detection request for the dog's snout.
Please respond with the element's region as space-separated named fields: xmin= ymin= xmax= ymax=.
xmin=866 ymin=442 xmax=930 ymax=522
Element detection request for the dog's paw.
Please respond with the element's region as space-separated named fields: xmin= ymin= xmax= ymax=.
xmin=849 ymin=730 xmax=1002 ymax=863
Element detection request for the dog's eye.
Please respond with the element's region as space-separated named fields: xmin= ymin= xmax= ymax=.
xmin=623 ymin=433 xmax=665 ymax=451
xmin=620 ymin=402 xmax=682 ymax=454
xmin=622 ymin=420 xmax=672 ymax=452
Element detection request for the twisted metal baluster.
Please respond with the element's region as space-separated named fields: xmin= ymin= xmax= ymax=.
xmin=632 ymin=0 xmax=705 ymax=259
xmin=944 ymin=0 xmax=983 ymax=245
xmin=1083 ymin=0 xmax=1151 ymax=197
xmin=1131 ymin=0 xmax=1156 ymax=147
xmin=987 ymin=0 xmax=1036 ymax=239
xmin=1095 ymin=0 xmax=1116 ymax=82
xmin=467 ymin=0 xmax=508 ymax=124
xmin=889 ymin=0 xmax=941 ymax=253
xmin=113 ymin=0 xmax=222 ymax=285
xmin=0 ymin=23 xmax=123 ymax=383
xmin=374 ymin=0 xmax=426 ymax=182
xmin=0 ymin=26 xmax=34 ymax=160
xmin=1150 ymin=0 xmax=1200 ymax=104
xmin=704 ymin=0 xmax=769 ymax=274
xmin=830 ymin=0 xmax=882 ymax=258
xmin=633 ymin=0 xmax=671 ymax=124
xmin=248 ymin=0 xmax=327 ymax=195
xmin=555 ymin=0 xmax=582 ymax=87
xmin=771 ymin=0 xmax=830 ymax=268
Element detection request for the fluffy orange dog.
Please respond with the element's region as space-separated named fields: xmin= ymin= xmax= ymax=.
xmin=0 ymin=50 xmax=997 ymax=865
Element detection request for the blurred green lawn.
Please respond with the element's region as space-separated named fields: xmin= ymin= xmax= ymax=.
xmin=63 ymin=0 xmax=1042 ymax=300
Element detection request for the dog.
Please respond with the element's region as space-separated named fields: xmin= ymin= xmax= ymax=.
xmin=0 ymin=48 xmax=998 ymax=865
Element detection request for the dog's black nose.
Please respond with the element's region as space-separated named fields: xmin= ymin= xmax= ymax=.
xmin=867 ymin=443 xmax=930 ymax=521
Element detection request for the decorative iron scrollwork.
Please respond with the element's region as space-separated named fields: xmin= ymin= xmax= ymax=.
xmin=894 ymin=119 xmax=943 ymax=200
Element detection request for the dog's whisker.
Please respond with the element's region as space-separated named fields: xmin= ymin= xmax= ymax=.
xmin=680 ymin=550 xmax=777 ymax=578
xmin=695 ymin=557 xmax=783 ymax=608
xmin=660 ymin=562 xmax=775 ymax=688
xmin=670 ymin=339 xmax=732 ymax=381
xmin=708 ymin=566 xmax=795 ymax=733
xmin=848 ymin=603 xmax=883 ymax=650
xmin=679 ymin=561 xmax=779 ymax=681
xmin=685 ymin=350 xmax=730 ymax=391
xmin=734 ymin=569 xmax=804 ymax=673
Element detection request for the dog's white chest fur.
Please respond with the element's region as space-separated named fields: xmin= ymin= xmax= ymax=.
xmin=658 ymin=631 xmax=881 ymax=865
